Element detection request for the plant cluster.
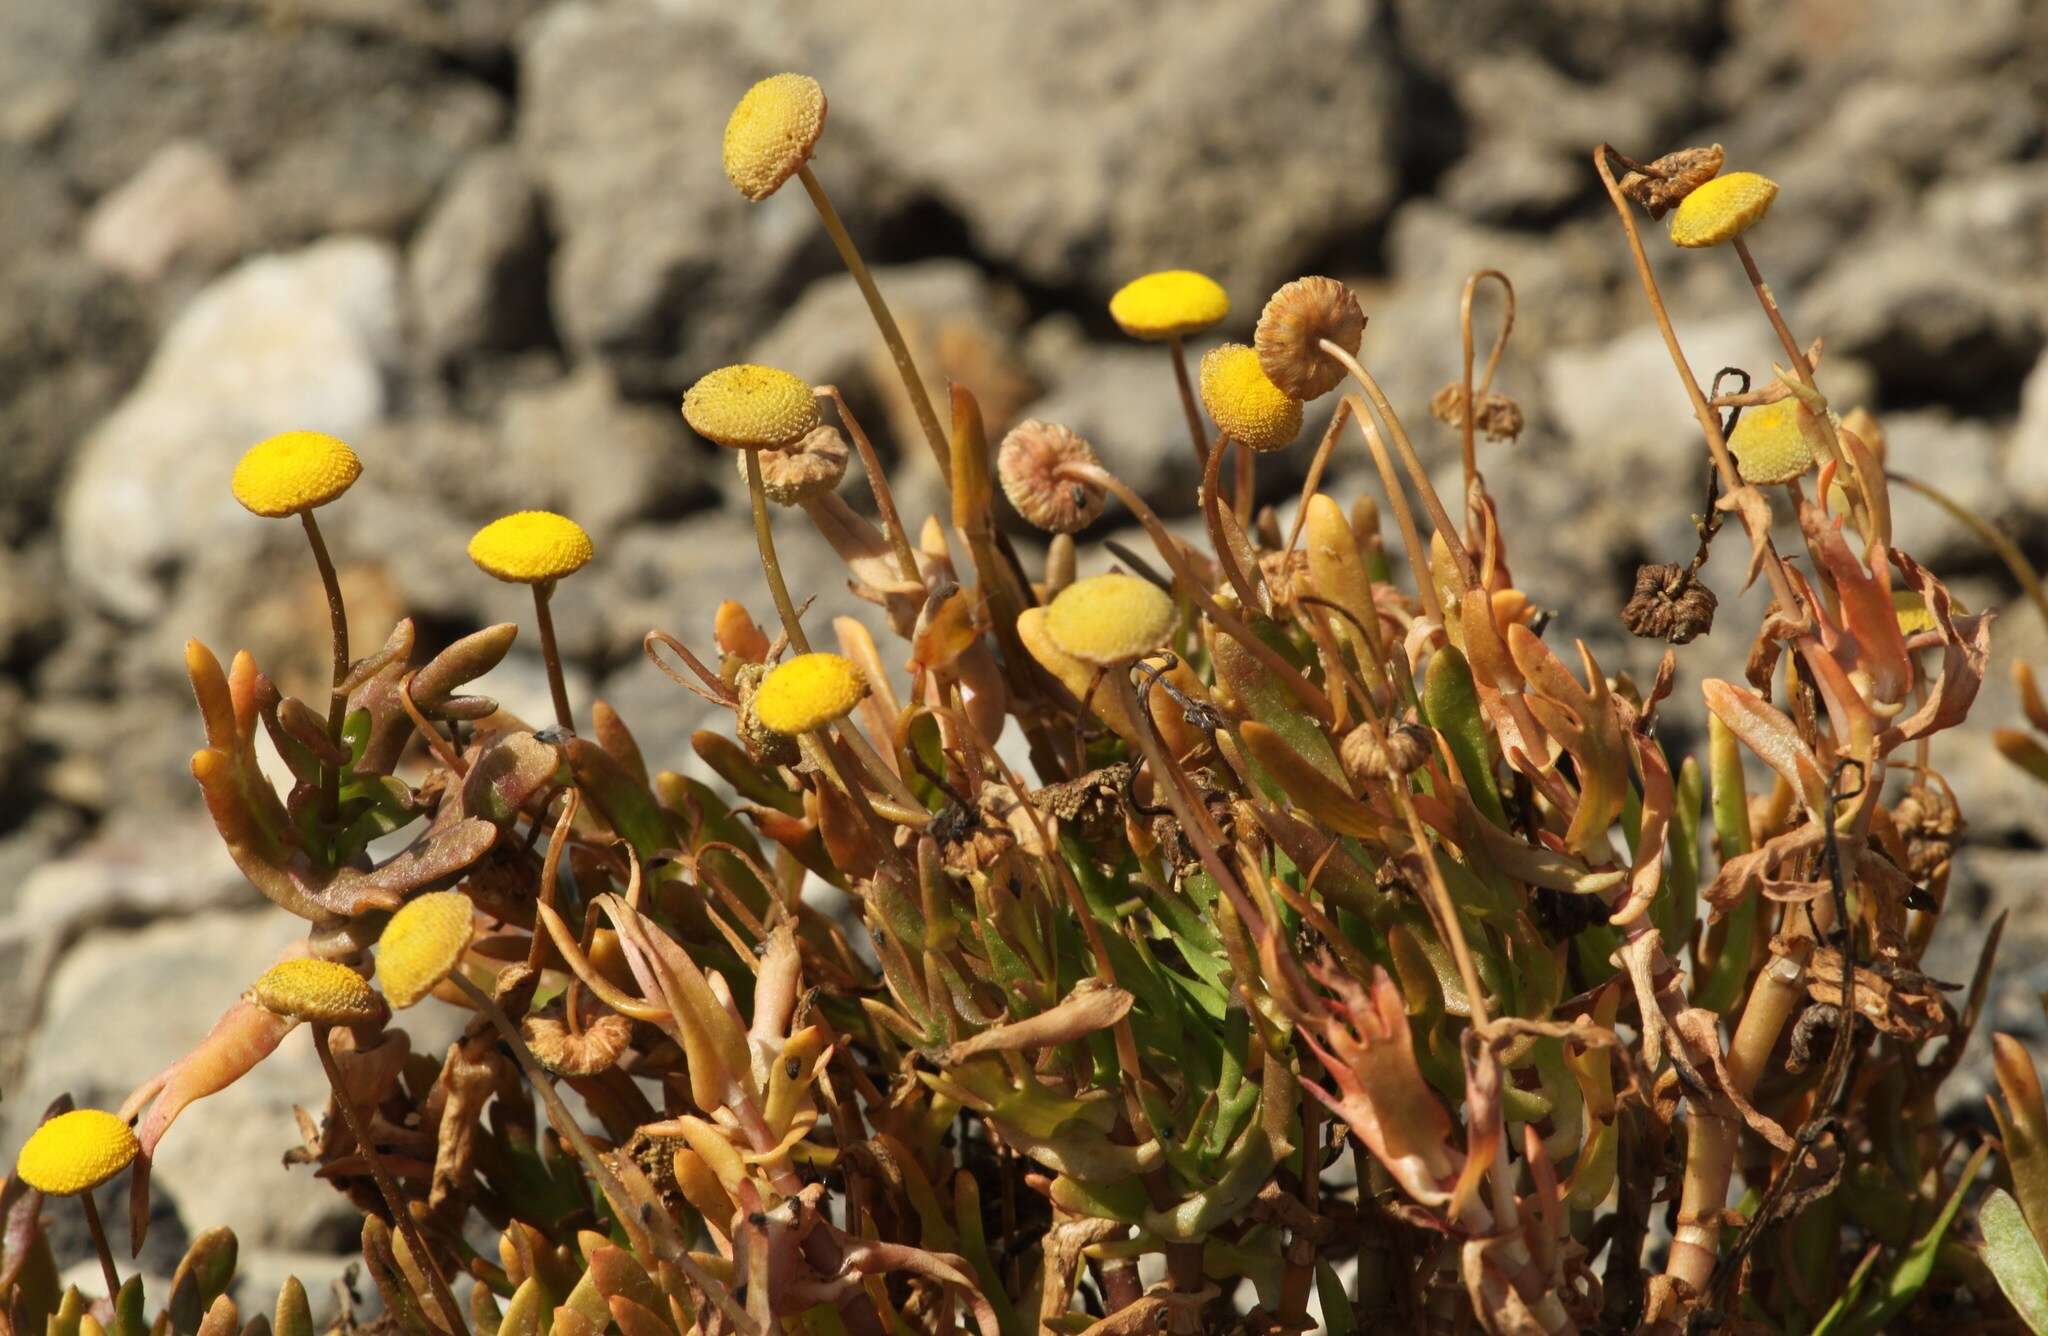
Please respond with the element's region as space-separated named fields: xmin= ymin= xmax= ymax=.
xmin=7 ymin=75 xmax=2048 ymax=1336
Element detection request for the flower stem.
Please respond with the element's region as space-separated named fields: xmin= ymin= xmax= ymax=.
xmin=745 ymin=449 xmax=812 ymax=654
xmin=300 ymin=510 xmax=350 ymax=822
xmin=529 ymin=583 xmax=575 ymax=734
xmin=79 ymin=1190 xmax=121 ymax=1300
xmin=312 ymin=1026 xmax=466 ymax=1336
xmin=1202 ymin=430 xmax=1267 ymax=615
xmin=797 ymin=164 xmax=951 ymax=486
xmin=1167 ymin=336 xmax=1209 ymax=471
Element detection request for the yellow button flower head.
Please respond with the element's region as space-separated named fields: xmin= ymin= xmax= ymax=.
xmin=753 ymin=652 xmax=869 ymax=735
xmin=376 ymin=891 xmax=476 ymax=1008
xmin=468 ymin=511 xmax=593 ymax=584
xmin=1255 ymin=276 xmax=1364 ymax=400
xmin=1669 ymin=171 xmax=1779 ymax=248
xmin=250 ymin=958 xmax=388 ymax=1028
xmin=683 ymin=364 xmax=822 ymax=451
xmin=15 ymin=1109 xmax=138 ymax=1196
xmin=1199 ymin=343 xmax=1303 ymax=452
xmin=231 ymin=430 xmax=362 ymax=518
xmin=1893 ymin=589 xmax=1938 ymax=635
xmin=724 ymin=74 xmax=827 ymax=203
xmin=1045 ymin=573 xmax=1176 ymax=666
xmin=1109 ymin=270 xmax=1229 ymax=342
xmin=1727 ymin=396 xmax=1826 ymax=485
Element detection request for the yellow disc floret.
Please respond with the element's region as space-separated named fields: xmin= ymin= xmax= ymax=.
xmin=723 ymin=74 xmax=827 ymax=203
xmin=753 ymin=652 xmax=869 ymax=735
xmin=1669 ymin=171 xmax=1779 ymax=248
xmin=250 ymin=958 xmax=387 ymax=1027
xmin=1108 ymin=270 xmax=1229 ymax=341
xmin=1893 ymin=590 xmax=1937 ymax=635
xmin=467 ymin=511 xmax=594 ymax=584
xmin=1199 ymin=343 xmax=1303 ymax=452
xmin=231 ymin=431 xmax=362 ymax=517
xmin=376 ymin=891 xmax=476 ymax=1009
xmin=683 ymin=365 xmax=822 ymax=451
xmin=15 ymin=1109 xmax=139 ymax=1196
xmin=1044 ymin=573 xmax=1177 ymax=666
xmin=1727 ymin=397 xmax=1822 ymax=485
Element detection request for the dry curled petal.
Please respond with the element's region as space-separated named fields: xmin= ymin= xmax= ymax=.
xmin=1255 ymin=275 xmax=1364 ymax=400
xmin=996 ymin=420 xmax=1105 ymax=533
xmin=1620 ymin=562 xmax=1718 ymax=645
xmin=522 ymin=1009 xmax=636 ymax=1077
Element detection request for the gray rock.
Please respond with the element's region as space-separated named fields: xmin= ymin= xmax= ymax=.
xmin=83 ymin=140 xmax=247 ymax=285
xmin=715 ymin=0 xmax=1401 ymax=303
xmin=493 ymin=364 xmax=712 ymax=534
xmin=2010 ymin=350 xmax=2048 ymax=511
xmin=60 ymin=237 xmax=402 ymax=621
xmin=517 ymin=2 xmax=847 ymax=384
xmin=13 ymin=814 xmax=254 ymax=937
xmin=1878 ymin=410 xmax=2008 ymax=561
xmin=64 ymin=19 xmax=502 ymax=247
xmin=407 ymin=148 xmax=549 ymax=363
xmin=1018 ymin=334 xmax=1204 ymax=511
xmin=1801 ymin=227 xmax=2044 ymax=405
xmin=5 ymin=910 xmax=359 ymax=1252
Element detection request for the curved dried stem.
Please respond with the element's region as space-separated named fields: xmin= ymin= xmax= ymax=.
xmin=1591 ymin=143 xmax=1802 ymax=617
xmin=817 ymin=384 xmax=922 ymax=584
xmin=1202 ymin=430 xmax=1268 ymax=616
xmin=1317 ymin=339 xmax=1476 ymax=596
xmin=1341 ymin=397 xmax=1443 ymax=625
xmin=1280 ymin=396 xmax=1357 ymax=564
xmin=1458 ymin=268 xmax=1515 ymax=514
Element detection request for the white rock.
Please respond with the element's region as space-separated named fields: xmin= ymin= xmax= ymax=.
xmin=83 ymin=140 xmax=245 ymax=284
xmin=60 ymin=238 xmax=400 ymax=619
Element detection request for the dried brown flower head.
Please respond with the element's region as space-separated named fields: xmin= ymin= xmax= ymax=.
xmin=1255 ymin=276 xmax=1365 ymax=400
xmin=1340 ymin=721 xmax=1432 ymax=786
xmin=745 ymin=424 xmax=851 ymax=505
xmin=1428 ymin=383 xmax=1525 ymax=443
xmin=997 ymin=419 xmax=1106 ymax=533
xmin=522 ymin=1009 xmax=635 ymax=1077
xmin=1621 ymin=562 xmax=1718 ymax=644
xmin=735 ymin=662 xmax=800 ymax=766
xmin=1617 ymin=143 xmax=1725 ymax=219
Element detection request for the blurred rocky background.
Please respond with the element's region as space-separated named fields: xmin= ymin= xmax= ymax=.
xmin=2 ymin=0 xmax=2045 ymax=1308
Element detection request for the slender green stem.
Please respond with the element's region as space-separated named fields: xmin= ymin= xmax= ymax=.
xmin=1167 ymin=335 xmax=1210 ymax=471
xmin=745 ymin=449 xmax=812 ymax=654
xmin=301 ymin=510 xmax=349 ymax=821
xmin=313 ymin=1026 xmax=466 ymax=1336
xmin=79 ymin=1191 xmax=121 ymax=1300
xmin=797 ymin=163 xmax=951 ymax=486
xmin=531 ymin=583 xmax=575 ymax=734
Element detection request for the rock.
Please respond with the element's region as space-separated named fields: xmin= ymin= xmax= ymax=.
xmin=233 ymin=1249 xmax=369 ymax=1331
xmin=1801 ymin=227 xmax=2044 ymax=405
xmin=407 ymin=148 xmax=549 ymax=363
xmin=3 ymin=910 xmax=359 ymax=1252
xmin=493 ymin=365 xmax=713 ymax=533
xmin=1392 ymin=0 xmax=1717 ymax=81
xmin=64 ymin=19 xmax=502 ymax=246
xmin=13 ymin=814 xmax=256 ymax=937
xmin=0 ymin=539 xmax=63 ymax=669
xmin=2010 ymin=350 xmax=2048 ymax=510
xmin=714 ymin=1 xmax=1401 ymax=303
xmin=60 ymin=237 xmax=401 ymax=620
xmin=83 ymin=140 xmax=246 ymax=284
xmin=1877 ymin=410 xmax=2008 ymax=561
xmin=518 ymin=2 xmax=848 ymax=385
